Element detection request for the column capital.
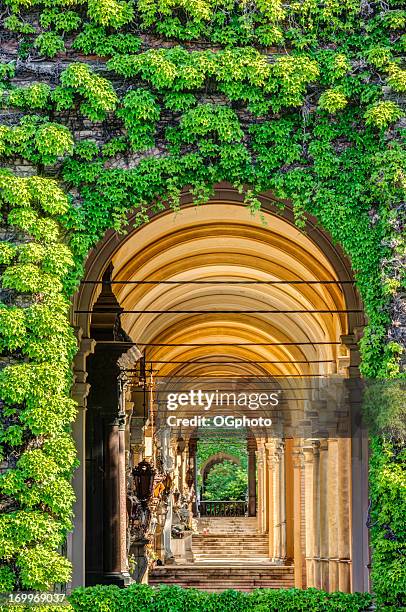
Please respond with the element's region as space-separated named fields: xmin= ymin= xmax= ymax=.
xmin=256 ymin=437 xmax=267 ymax=449
xmin=72 ymin=382 xmax=91 ymax=409
xmin=302 ymin=444 xmax=315 ymax=463
xmin=340 ymin=327 xmax=363 ymax=346
xmin=188 ymin=438 xmax=198 ymax=453
xmin=292 ymin=448 xmax=304 ymax=469
xmin=247 ymin=437 xmax=257 ymax=452
xmin=311 ymin=439 xmax=321 ymax=457
xmin=276 ymin=441 xmax=285 ymax=456
xmin=340 ymin=329 xmax=363 ymax=375
xmin=265 ymin=439 xmax=277 ymax=452
xmin=265 ymin=440 xmax=278 ymax=470
xmin=73 ymin=333 xmax=96 ymax=372
xmin=256 ymin=448 xmax=265 ymax=467
xmin=319 ymin=439 xmax=329 ymax=452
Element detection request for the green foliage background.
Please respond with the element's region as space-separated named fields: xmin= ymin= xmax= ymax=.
xmin=197 ymin=439 xmax=248 ymax=500
xmin=0 ymin=0 xmax=405 ymax=607
xmin=203 ymin=461 xmax=248 ymax=501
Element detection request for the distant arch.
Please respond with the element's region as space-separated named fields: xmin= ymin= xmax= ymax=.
xmin=201 ymin=452 xmax=242 ymax=487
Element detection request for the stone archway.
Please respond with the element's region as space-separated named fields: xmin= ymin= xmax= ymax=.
xmin=201 ymin=452 xmax=241 ymax=480
xmin=200 ymin=452 xmax=242 ymax=500
xmin=70 ymin=185 xmax=368 ymax=592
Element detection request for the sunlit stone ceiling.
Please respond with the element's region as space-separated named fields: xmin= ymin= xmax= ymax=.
xmin=108 ymin=203 xmax=349 ymax=379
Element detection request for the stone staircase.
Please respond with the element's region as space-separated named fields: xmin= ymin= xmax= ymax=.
xmin=196 ymin=517 xmax=258 ymax=534
xmin=149 ymin=564 xmax=294 ymax=592
xmin=149 ymin=517 xmax=294 ymax=592
xmin=192 ymin=527 xmax=269 ymax=562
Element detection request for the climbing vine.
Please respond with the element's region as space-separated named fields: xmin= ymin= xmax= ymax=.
xmin=0 ymin=0 xmax=405 ymax=607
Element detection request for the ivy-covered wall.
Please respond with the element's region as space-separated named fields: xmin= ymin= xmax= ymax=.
xmin=0 ymin=0 xmax=405 ymax=608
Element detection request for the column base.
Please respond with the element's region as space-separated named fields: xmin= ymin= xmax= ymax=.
xmin=85 ymin=571 xmax=132 ymax=587
xmin=272 ymin=557 xmax=288 ymax=565
xmin=129 ymin=539 xmax=149 ymax=583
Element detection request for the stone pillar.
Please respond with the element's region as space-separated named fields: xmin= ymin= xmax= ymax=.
xmin=278 ymin=442 xmax=287 ymax=561
xmin=328 ymin=438 xmax=339 ymax=592
xmin=319 ymin=439 xmax=329 ymax=591
xmin=342 ymin=332 xmax=369 ymax=593
xmin=188 ymin=438 xmax=198 ymax=516
xmin=247 ymin=438 xmax=257 ymax=517
xmin=338 ymin=438 xmax=351 ymax=592
xmin=273 ymin=447 xmax=281 ymax=560
xmin=86 ymin=343 xmax=140 ymax=587
xmin=285 ymin=439 xmax=294 ymax=563
xmin=265 ymin=441 xmax=275 ymax=559
xmin=303 ymin=444 xmax=315 ymax=588
xmin=104 ymin=418 xmax=122 ymax=577
xmin=312 ymin=441 xmax=321 ymax=588
xmin=292 ymin=444 xmax=303 ymax=588
xmin=118 ymin=417 xmax=129 ymax=575
xmin=69 ymin=335 xmax=95 ymax=590
xmin=256 ymin=446 xmax=265 ymax=534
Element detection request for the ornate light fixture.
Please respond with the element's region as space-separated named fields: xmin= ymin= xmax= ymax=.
xmin=177 ymin=436 xmax=186 ymax=454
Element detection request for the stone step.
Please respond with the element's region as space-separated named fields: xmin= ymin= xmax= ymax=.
xmin=193 ymin=534 xmax=268 ymax=539
xmin=192 ymin=532 xmax=270 ymax=559
xmin=195 ymin=518 xmax=259 ymax=534
xmin=193 ymin=537 xmax=268 ymax=540
xmin=193 ymin=544 xmax=269 ymax=547
xmin=193 ymin=547 xmax=269 ymax=553
xmin=194 ymin=555 xmax=269 ymax=559
xmin=193 ymin=550 xmax=269 ymax=555
xmin=149 ymin=564 xmax=294 ymax=592
xmin=193 ymin=533 xmax=268 ymax=542
xmin=194 ymin=550 xmax=269 ymax=554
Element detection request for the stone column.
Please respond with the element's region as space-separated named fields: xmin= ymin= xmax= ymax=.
xmin=338 ymin=438 xmax=351 ymax=592
xmin=342 ymin=331 xmax=369 ymax=593
xmin=302 ymin=443 xmax=315 ymax=587
xmin=285 ymin=439 xmax=294 ymax=563
xmin=273 ymin=447 xmax=281 ymax=560
xmin=188 ymin=438 xmax=198 ymax=516
xmin=247 ymin=438 xmax=257 ymax=517
xmin=256 ymin=446 xmax=265 ymax=534
xmin=265 ymin=441 xmax=275 ymax=559
xmin=69 ymin=335 xmax=95 ymax=590
xmin=328 ymin=438 xmax=339 ymax=592
xmin=118 ymin=416 xmax=129 ymax=576
xmin=278 ymin=442 xmax=287 ymax=561
xmin=319 ymin=439 xmax=329 ymax=591
xmin=117 ymin=370 xmax=131 ymax=579
xmin=312 ymin=441 xmax=321 ymax=588
xmin=292 ymin=444 xmax=303 ymax=588
xmin=86 ymin=342 xmax=140 ymax=587
xmin=104 ymin=418 xmax=122 ymax=577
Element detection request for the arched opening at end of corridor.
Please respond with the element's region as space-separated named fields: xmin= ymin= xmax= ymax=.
xmin=70 ymin=188 xmax=369 ymax=594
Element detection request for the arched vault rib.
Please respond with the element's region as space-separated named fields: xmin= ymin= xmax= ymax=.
xmin=74 ymin=193 xmax=364 ymax=381
xmin=112 ymin=206 xmax=348 ymax=378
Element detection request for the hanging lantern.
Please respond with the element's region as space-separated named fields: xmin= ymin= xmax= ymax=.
xmin=132 ymin=460 xmax=155 ymax=503
xmin=177 ymin=436 xmax=186 ymax=454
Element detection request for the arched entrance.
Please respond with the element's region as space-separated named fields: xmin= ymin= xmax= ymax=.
xmin=70 ymin=185 xmax=368 ymax=593
xmin=200 ymin=451 xmax=242 ymax=496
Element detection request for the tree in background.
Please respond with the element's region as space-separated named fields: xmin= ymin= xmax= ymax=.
xmin=203 ymin=460 xmax=248 ymax=501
